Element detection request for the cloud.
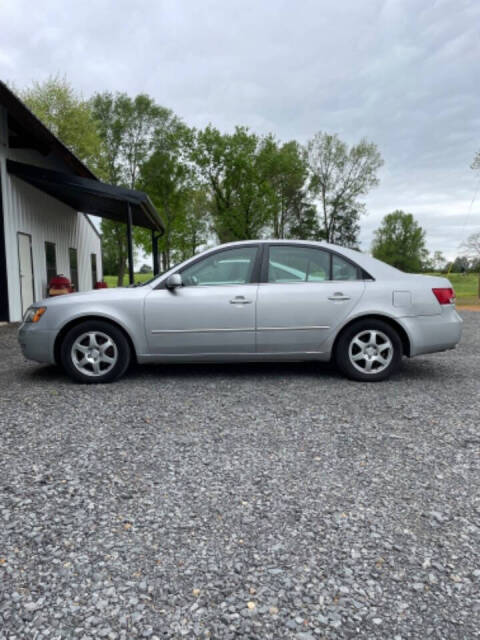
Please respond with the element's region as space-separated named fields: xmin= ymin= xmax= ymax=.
xmin=1 ymin=0 xmax=479 ymax=258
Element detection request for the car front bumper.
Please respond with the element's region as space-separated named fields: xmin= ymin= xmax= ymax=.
xmin=402 ymin=307 xmax=463 ymax=357
xmin=17 ymin=323 xmax=57 ymax=364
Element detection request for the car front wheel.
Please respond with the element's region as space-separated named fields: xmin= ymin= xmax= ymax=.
xmin=60 ymin=320 xmax=131 ymax=383
xmin=335 ymin=319 xmax=403 ymax=382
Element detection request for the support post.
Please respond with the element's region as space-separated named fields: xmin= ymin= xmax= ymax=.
xmin=152 ymin=230 xmax=160 ymax=276
xmin=126 ymin=203 xmax=134 ymax=285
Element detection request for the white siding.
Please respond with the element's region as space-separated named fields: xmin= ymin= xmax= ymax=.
xmin=0 ymin=108 xmax=102 ymax=321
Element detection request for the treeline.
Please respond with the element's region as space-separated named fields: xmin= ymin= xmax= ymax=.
xmin=21 ymin=76 xmax=479 ymax=281
xmin=21 ymin=76 xmax=383 ymax=284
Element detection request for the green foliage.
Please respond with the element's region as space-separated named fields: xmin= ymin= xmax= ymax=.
xmin=191 ymin=125 xmax=271 ymax=242
xmin=460 ymin=231 xmax=480 ymax=261
xmin=103 ymin=272 xmax=153 ymax=288
xmin=423 ymin=272 xmax=479 ymax=305
xmin=448 ymin=255 xmax=472 ymax=273
xmin=431 ymin=250 xmax=447 ymax=272
xmin=21 ymin=75 xmax=102 ymax=170
xmin=191 ymin=127 xmax=322 ymax=243
xmin=21 ymin=78 xmax=398 ymax=282
xmin=372 ymin=210 xmax=428 ymax=272
xmin=100 ymin=219 xmax=131 ymax=276
xmin=91 ymin=91 xmax=179 ymax=187
xmin=307 ymin=132 xmax=383 ymax=247
xmin=170 ymin=188 xmax=210 ymax=263
xmin=139 ymin=128 xmax=203 ymax=270
xmin=91 ymin=91 xmax=188 ymax=283
xmin=257 ymin=136 xmax=316 ymax=239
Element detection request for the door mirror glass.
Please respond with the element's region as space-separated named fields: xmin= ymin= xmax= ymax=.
xmin=165 ymin=273 xmax=183 ymax=289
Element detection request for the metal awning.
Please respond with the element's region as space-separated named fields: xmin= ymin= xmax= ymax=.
xmin=1 ymin=82 xmax=164 ymax=287
xmin=7 ymin=160 xmax=164 ymax=233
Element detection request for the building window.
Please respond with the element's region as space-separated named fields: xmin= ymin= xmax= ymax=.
xmin=45 ymin=242 xmax=57 ymax=285
xmin=91 ymin=253 xmax=97 ymax=288
xmin=69 ymin=248 xmax=78 ymax=291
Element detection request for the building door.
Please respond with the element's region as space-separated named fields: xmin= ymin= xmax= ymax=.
xmin=18 ymin=233 xmax=34 ymax=316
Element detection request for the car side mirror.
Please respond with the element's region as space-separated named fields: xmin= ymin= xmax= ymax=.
xmin=165 ymin=273 xmax=183 ymax=290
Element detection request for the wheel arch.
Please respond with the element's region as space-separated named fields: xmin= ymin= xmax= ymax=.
xmin=332 ymin=313 xmax=411 ymax=358
xmin=54 ymin=315 xmax=137 ymax=365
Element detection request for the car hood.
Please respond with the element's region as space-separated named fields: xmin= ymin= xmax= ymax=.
xmin=35 ymin=286 xmax=150 ymax=308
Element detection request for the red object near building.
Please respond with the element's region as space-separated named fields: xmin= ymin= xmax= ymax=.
xmin=94 ymin=281 xmax=108 ymax=289
xmin=48 ymin=274 xmax=74 ymax=296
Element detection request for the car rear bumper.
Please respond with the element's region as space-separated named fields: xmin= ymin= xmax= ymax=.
xmin=402 ymin=307 xmax=463 ymax=357
xmin=17 ymin=323 xmax=57 ymax=364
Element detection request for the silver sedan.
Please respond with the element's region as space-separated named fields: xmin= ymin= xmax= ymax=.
xmin=18 ymin=240 xmax=463 ymax=383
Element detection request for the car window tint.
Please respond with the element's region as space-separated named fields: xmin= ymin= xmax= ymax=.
xmin=181 ymin=246 xmax=258 ymax=286
xmin=268 ymin=246 xmax=330 ymax=283
xmin=332 ymin=254 xmax=360 ymax=280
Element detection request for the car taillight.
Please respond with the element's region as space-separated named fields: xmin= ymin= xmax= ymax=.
xmin=432 ymin=288 xmax=455 ymax=305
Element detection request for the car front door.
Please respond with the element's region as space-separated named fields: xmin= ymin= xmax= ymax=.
xmin=256 ymin=244 xmax=366 ymax=354
xmin=144 ymin=245 xmax=260 ymax=356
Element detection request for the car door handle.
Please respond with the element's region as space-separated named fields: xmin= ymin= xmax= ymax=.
xmin=328 ymin=293 xmax=351 ymax=301
xmin=230 ymin=296 xmax=252 ymax=305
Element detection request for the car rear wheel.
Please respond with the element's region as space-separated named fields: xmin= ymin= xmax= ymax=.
xmin=335 ymin=319 xmax=403 ymax=382
xmin=60 ymin=320 xmax=131 ymax=383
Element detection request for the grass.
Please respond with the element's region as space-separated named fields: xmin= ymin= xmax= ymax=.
xmin=103 ymin=272 xmax=154 ymax=288
xmin=102 ymin=271 xmax=480 ymax=306
xmin=424 ymin=272 xmax=480 ymax=306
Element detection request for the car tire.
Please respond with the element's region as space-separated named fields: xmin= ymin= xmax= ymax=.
xmin=60 ymin=320 xmax=131 ymax=384
xmin=335 ymin=319 xmax=403 ymax=382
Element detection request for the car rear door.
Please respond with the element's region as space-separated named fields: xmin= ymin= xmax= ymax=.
xmin=144 ymin=245 xmax=261 ymax=356
xmin=256 ymin=244 xmax=366 ymax=354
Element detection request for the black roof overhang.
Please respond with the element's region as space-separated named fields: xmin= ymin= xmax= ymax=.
xmin=0 ymin=80 xmax=95 ymax=179
xmin=7 ymin=160 xmax=165 ymax=233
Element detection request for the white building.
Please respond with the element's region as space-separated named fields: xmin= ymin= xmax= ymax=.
xmin=0 ymin=81 xmax=164 ymax=322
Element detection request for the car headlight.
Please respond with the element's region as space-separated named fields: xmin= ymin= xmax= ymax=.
xmin=23 ymin=306 xmax=47 ymax=323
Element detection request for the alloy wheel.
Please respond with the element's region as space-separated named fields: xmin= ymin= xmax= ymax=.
xmin=348 ymin=329 xmax=393 ymax=374
xmin=71 ymin=331 xmax=118 ymax=377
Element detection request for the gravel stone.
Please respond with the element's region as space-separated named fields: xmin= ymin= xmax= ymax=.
xmin=0 ymin=312 xmax=479 ymax=639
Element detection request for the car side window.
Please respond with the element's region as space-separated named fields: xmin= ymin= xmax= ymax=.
xmin=268 ymin=246 xmax=330 ymax=283
xmin=332 ymin=254 xmax=361 ymax=280
xmin=181 ymin=246 xmax=258 ymax=286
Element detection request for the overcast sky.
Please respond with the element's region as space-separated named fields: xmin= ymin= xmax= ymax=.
xmin=1 ymin=0 xmax=479 ymax=257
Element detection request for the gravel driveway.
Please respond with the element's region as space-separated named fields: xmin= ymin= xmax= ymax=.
xmin=1 ymin=313 xmax=479 ymax=639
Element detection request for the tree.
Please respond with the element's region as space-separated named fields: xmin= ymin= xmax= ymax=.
xmin=140 ymin=126 xmax=198 ymax=271
xmin=21 ymin=75 xmax=102 ymax=170
xmin=170 ymin=188 xmax=210 ymax=263
xmin=431 ymin=250 xmax=447 ymax=272
xmin=256 ymin=137 xmax=315 ymax=239
xmin=460 ymin=231 xmax=480 ymax=261
xmin=449 ymin=255 xmax=471 ymax=273
xmin=307 ymin=132 xmax=383 ymax=245
xmin=472 ymin=150 xmax=480 ymax=171
xmin=91 ymin=92 xmax=184 ymax=283
xmin=372 ymin=210 xmax=428 ymax=272
xmin=191 ymin=125 xmax=272 ymax=242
